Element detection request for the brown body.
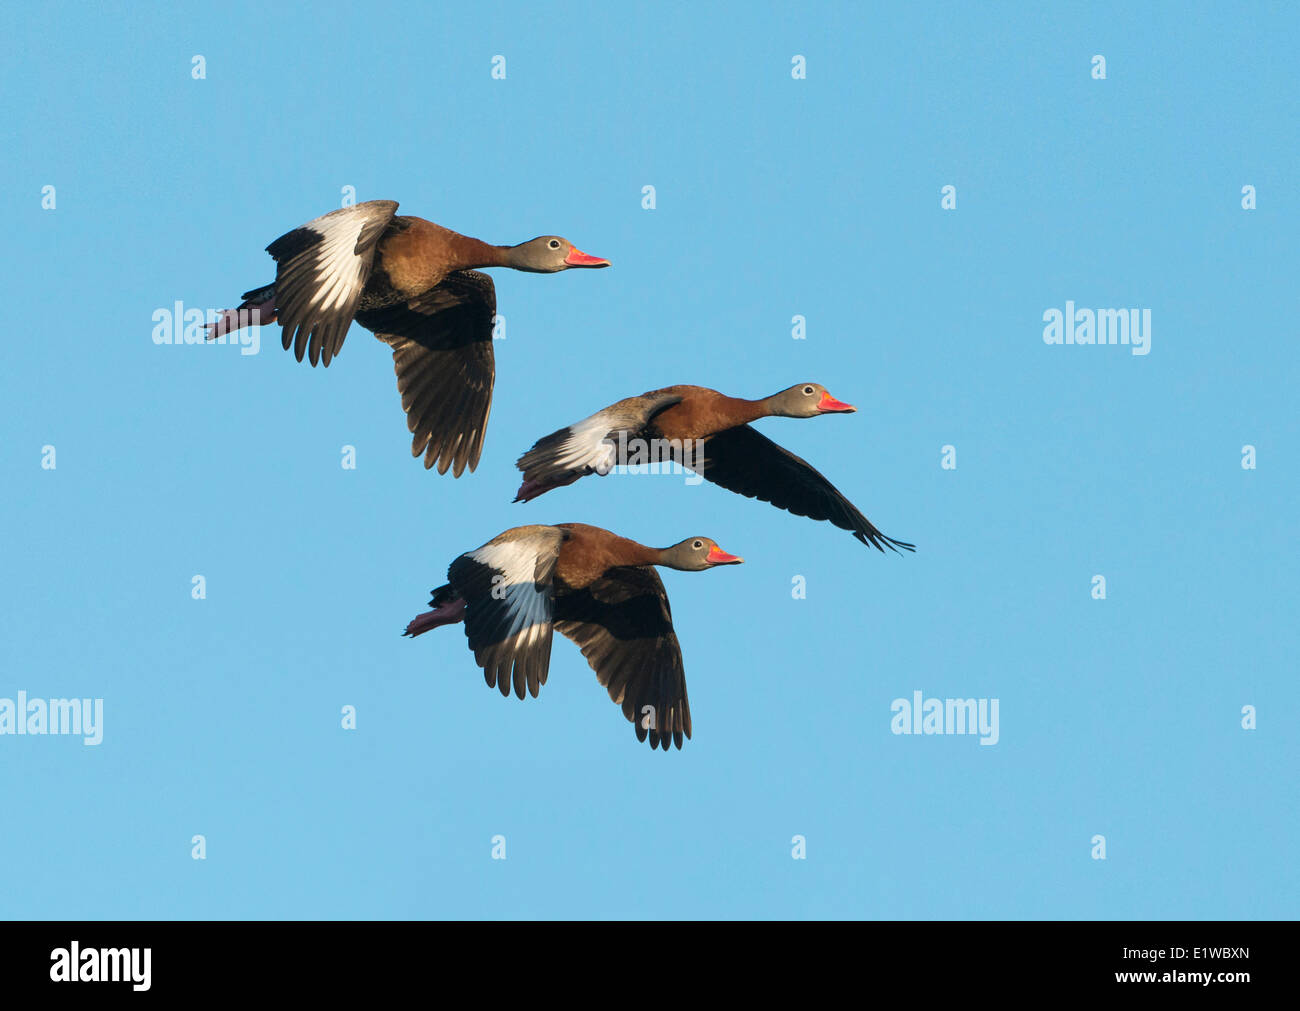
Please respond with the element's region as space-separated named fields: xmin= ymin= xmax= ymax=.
xmin=553 ymin=522 xmax=662 ymax=589
xmin=642 ymin=385 xmax=767 ymax=443
xmin=373 ymin=218 xmax=505 ymax=298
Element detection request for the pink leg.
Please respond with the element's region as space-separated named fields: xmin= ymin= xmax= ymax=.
xmin=514 ymin=472 xmax=581 ymax=503
xmin=204 ymin=297 xmax=277 ymax=342
xmin=403 ymin=598 xmax=466 ymax=637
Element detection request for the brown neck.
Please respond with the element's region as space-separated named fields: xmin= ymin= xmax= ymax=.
xmin=727 ymin=395 xmax=774 ymax=426
xmin=628 ymin=540 xmax=667 ymax=567
xmin=586 ymin=528 xmax=664 ymax=571
xmin=451 ymin=234 xmax=510 ymax=270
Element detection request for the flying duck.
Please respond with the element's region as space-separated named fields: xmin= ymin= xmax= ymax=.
xmin=205 ymin=200 xmax=609 ymax=476
xmin=402 ymin=522 xmax=743 ymax=751
xmin=514 ymin=383 xmax=915 ymax=553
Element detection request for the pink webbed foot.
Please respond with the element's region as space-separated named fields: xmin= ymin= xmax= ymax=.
xmin=513 ymin=472 xmax=581 ymax=503
xmin=402 ymin=598 xmax=466 ymax=637
xmin=204 ymin=298 xmax=277 ymax=342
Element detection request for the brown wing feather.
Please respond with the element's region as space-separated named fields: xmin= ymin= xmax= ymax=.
xmin=447 ymin=527 xmax=566 ymax=699
xmin=267 ymin=200 xmax=399 ymax=368
xmin=356 ymin=270 xmax=497 ymax=477
xmin=553 ymin=566 xmax=691 ymax=751
xmin=696 ymin=424 xmax=915 ymax=553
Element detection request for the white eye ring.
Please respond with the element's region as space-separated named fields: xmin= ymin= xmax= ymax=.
xmin=548 ymin=239 xmax=561 ymax=250
xmin=693 ymin=540 xmax=704 ymax=549
xmin=803 ymin=386 xmax=815 ymax=395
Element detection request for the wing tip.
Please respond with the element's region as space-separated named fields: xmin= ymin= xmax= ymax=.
xmin=855 ymin=528 xmax=916 ymax=554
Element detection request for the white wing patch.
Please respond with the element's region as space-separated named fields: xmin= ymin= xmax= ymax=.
xmin=468 ymin=538 xmax=553 ymax=642
xmin=301 ymin=210 xmax=375 ymax=312
xmin=553 ymin=410 xmax=620 ymax=476
xmin=269 ymin=200 xmax=399 ymax=367
xmin=516 ymin=391 xmax=685 ymax=490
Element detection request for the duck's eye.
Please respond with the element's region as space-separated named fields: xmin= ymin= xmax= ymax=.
xmin=692 ymin=540 xmax=704 ymax=550
xmin=803 ymin=386 xmax=815 ymax=395
xmin=548 ymin=239 xmax=561 ymax=250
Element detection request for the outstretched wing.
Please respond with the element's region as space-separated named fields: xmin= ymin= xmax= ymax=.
xmin=266 ymin=199 xmax=399 ymax=367
xmin=515 ymin=390 xmax=685 ymax=490
xmin=447 ymin=525 xmax=567 ymax=700
xmin=356 ymin=270 xmax=497 ymax=478
xmin=697 ymin=424 xmax=915 ymax=553
xmin=554 ymin=566 xmax=691 ymax=751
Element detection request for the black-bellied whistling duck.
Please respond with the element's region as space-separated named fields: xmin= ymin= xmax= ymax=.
xmin=205 ymin=200 xmax=609 ymax=476
xmin=515 ymin=383 xmax=915 ymax=553
xmin=402 ymin=522 xmax=743 ymax=751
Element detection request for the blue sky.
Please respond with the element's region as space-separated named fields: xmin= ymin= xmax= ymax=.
xmin=1 ymin=1 xmax=1296 ymax=919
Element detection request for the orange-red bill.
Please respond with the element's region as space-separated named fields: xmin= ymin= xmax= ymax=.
xmin=564 ymin=248 xmax=611 ymax=267
xmin=706 ymin=545 xmax=744 ymax=565
xmin=817 ymin=391 xmax=856 ymax=413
